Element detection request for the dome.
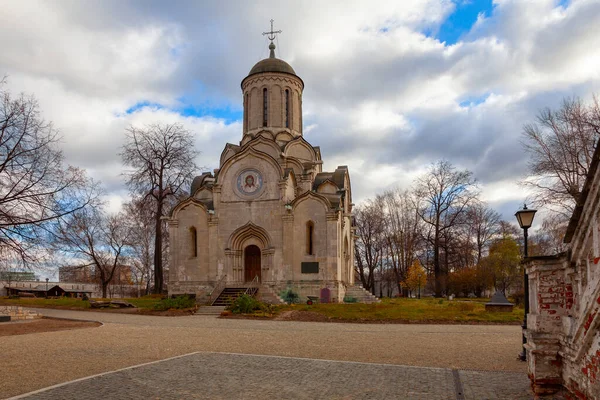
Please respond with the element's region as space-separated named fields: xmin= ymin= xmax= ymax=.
xmin=248 ymin=57 xmax=296 ymax=76
xmin=245 ymin=42 xmax=298 ymax=80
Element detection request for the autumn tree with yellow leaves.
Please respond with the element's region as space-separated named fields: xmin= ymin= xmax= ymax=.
xmin=402 ymin=260 xmax=428 ymax=299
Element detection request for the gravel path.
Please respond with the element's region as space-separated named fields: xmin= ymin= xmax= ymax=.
xmin=1 ymin=308 xmax=528 ymax=399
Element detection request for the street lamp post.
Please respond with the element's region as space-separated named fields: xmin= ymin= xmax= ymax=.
xmin=515 ymin=204 xmax=537 ymax=362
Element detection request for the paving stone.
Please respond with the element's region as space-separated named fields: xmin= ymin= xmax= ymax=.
xmin=22 ymin=353 xmax=538 ymax=400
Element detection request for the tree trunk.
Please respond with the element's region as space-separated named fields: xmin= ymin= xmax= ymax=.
xmin=153 ymin=200 xmax=164 ymax=294
xmin=434 ymin=226 xmax=442 ymax=297
xmin=102 ymin=282 xmax=108 ymax=299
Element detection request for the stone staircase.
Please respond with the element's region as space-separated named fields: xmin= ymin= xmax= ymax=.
xmin=344 ymin=285 xmax=381 ymax=304
xmin=212 ymin=287 xmax=258 ymax=306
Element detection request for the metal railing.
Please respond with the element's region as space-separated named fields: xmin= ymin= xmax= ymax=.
xmin=208 ymin=274 xmax=227 ymax=305
xmin=244 ymin=275 xmax=260 ymax=296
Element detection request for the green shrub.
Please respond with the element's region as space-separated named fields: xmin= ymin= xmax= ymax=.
xmin=280 ymin=288 xmax=300 ymax=304
xmin=343 ymin=296 xmax=358 ymax=303
xmin=228 ymin=294 xmax=265 ymax=314
xmin=153 ymin=295 xmax=196 ymax=311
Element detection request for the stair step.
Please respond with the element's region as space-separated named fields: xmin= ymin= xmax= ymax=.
xmin=212 ymin=287 xmax=258 ymax=306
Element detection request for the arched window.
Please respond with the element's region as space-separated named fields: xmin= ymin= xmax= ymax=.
xmin=190 ymin=227 xmax=197 ymax=258
xmin=285 ymin=89 xmax=290 ymax=128
xmin=298 ymin=92 xmax=302 ymax=131
xmin=244 ymin=93 xmax=249 ymax=131
xmin=306 ymin=221 xmax=314 ymax=255
xmin=263 ymin=88 xmax=268 ymax=127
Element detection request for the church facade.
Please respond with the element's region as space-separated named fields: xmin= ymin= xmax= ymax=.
xmin=167 ymin=40 xmax=359 ymax=303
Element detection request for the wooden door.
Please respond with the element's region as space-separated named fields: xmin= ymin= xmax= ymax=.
xmin=244 ymin=245 xmax=261 ymax=282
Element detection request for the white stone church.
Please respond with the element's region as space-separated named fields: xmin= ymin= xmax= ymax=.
xmin=167 ymin=36 xmax=375 ymax=304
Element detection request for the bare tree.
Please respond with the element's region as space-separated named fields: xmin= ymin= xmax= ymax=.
xmin=381 ymin=189 xmax=423 ymax=296
xmin=529 ymin=214 xmax=569 ymax=256
xmin=121 ymin=123 xmax=199 ymax=294
xmin=522 ymin=96 xmax=600 ymax=217
xmin=123 ymin=197 xmax=156 ymax=296
xmin=467 ymin=202 xmax=501 ymax=264
xmin=0 ymin=82 xmax=95 ymax=267
xmin=414 ymin=161 xmax=479 ymax=297
xmin=354 ymin=198 xmax=386 ymax=293
xmin=53 ymin=206 xmax=130 ymax=298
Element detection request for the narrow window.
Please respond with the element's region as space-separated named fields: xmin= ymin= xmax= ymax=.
xmin=263 ymin=88 xmax=268 ymax=127
xmin=244 ymin=93 xmax=249 ymax=132
xmin=190 ymin=227 xmax=197 ymax=258
xmin=298 ymin=93 xmax=302 ymax=131
xmin=285 ymin=89 xmax=290 ymax=128
xmin=306 ymin=221 xmax=314 ymax=255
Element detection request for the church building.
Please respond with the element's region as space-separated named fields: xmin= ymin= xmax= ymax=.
xmin=167 ymin=29 xmax=372 ymax=304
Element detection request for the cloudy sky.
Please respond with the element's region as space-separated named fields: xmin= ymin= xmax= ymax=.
xmin=1 ymin=0 xmax=599 ymax=222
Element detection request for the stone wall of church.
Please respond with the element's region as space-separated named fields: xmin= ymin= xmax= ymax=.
xmin=242 ymin=73 xmax=303 ymax=137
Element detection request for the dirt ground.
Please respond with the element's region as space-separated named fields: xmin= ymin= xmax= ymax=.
xmin=0 ymin=318 xmax=101 ymax=336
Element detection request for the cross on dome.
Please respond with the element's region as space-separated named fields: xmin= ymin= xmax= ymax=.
xmin=262 ymin=19 xmax=282 ymax=58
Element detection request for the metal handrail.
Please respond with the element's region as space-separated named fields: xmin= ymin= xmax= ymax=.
xmin=208 ymin=274 xmax=227 ymax=305
xmin=244 ymin=275 xmax=259 ymax=296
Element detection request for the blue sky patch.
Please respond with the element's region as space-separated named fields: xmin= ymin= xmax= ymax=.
xmin=459 ymin=93 xmax=491 ymax=108
xmin=437 ymin=0 xmax=494 ymax=45
xmin=179 ymin=104 xmax=242 ymax=123
xmin=125 ymin=101 xmax=164 ymax=114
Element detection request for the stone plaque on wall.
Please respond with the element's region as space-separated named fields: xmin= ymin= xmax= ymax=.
xmin=301 ymin=262 xmax=319 ymax=274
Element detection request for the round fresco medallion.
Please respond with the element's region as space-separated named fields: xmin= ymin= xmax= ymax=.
xmin=236 ymin=169 xmax=263 ymax=197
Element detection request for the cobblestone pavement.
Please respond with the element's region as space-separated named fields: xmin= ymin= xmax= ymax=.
xmin=17 ymin=352 xmax=535 ymax=400
xmin=2 ymin=308 xmax=544 ymax=399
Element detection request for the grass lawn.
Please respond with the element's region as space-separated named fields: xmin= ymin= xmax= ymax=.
xmin=0 ymin=296 xmax=163 ymax=310
xmin=277 ymin=297 xmax=524 ymax=324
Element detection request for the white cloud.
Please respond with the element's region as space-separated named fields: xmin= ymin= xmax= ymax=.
xmin=1 ymin=0 xmax=599 ymax=221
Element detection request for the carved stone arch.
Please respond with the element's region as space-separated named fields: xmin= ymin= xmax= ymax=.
xmin=170 ymin=198 xmax=209 ymax=218
xmin=192 ymin=186 xmax=213 ymax=201
xmin=256 ymin=129 xmax=276 ymax=141
xmin=243 ymin=135 xmax=281 ymax=161
xmin=284 ymin=157 xmax=305 ymax=177
xmin=220 ymin=144 xmax=239 ymax=167
xmin=227 ymin=221 xmax=272 ymax=250
xmin=241 ymin=135 xmax=253 ymax=146
xmin=282 ymin=168 xmax=297 ymax=203
xmin=283 ymin=168 xmax=297 ymax=186
xmin=291 ymin=191 xmax=331 ymax=213
xmin=219 ymin=146 xmax=284 ymax=183
xmin=276 ymin=131 xmax=294 ymax=144
xmin=284 ymin=137 xmax=317 ymax=162
xmin=226 ymin=222 xmax=274 ymax=282
xmin=316 ymin=180 xmax=339 ymax=194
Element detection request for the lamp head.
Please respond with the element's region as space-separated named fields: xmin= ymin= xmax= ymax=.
xmin=515 ymin=203 xmax=537 ymax=229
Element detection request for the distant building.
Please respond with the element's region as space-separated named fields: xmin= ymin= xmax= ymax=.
xmin=4 ymin=282 xmax=92 ymax=298
xmin=59 ymin=265 xmax=94 ymax=283
xmin=0 ymin=271 xmax=37 ymax=282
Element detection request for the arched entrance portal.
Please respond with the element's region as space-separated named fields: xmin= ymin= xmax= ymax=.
xmin=244 ymin=245 xmax=261 ymax=282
